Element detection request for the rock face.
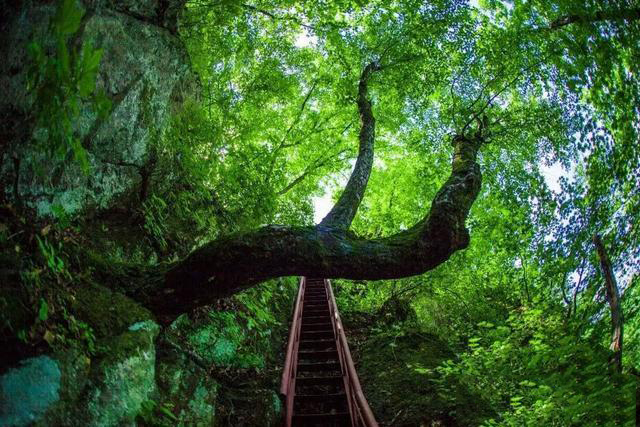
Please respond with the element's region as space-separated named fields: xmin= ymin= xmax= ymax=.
xmin=0 ymin=356 xmax=62 ymax=426
xmin=82 ymin=320 xmax=160 ymax=426
xmin=0 ymin=0 xmax=194 ymax=217
xmin=0 ymin=320 xmax=159 ymax=427
xmin=156 ymin=344 xmax=219 ymax=426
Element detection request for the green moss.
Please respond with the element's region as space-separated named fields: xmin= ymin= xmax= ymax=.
xmin=155 ymin=343 xmax=218 ymax=426
xmin=83 ymin=321 xmax=159 ymax=426
xmin=74 ymin=284 xmax=153 ymax=339
xmin=183 ymin=311 xmax=245 ymax=367
xmin=185 ymin=384 xmax=216 ymax=426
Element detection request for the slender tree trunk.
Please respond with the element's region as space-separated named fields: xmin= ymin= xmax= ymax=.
xmin=593 ymin=234 xmax=623 ymax=372
xmin=319 ymin=62 xmax=381 ymax=229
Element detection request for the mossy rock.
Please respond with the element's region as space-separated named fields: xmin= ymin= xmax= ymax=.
xmin=74 ymin=284 xmax=153 ymax=339
xmin=79 ymin=320 xmax=160 ymax=426
xmin=155 ymin=343 xmax=218 ymax=426
xmin=0 ymin=355 xmax=62 ymax=426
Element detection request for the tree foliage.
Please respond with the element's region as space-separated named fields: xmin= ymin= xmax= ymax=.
xmin=6 ymin=0 xmax=639 ymax=425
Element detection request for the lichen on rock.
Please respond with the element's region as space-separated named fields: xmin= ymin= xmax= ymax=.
xmin=0 ymin=356 xmax=62 ymax=426
xmin=0 ymin=0 xmax=196 ymax=218
xmin=81 ymin=319 xmax=160 ymax=426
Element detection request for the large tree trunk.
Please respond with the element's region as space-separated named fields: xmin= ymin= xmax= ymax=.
xmin=125 ymin=63 xmax=485 ymax=322
xmin=593 ymin=234 xmax=624 ymax=372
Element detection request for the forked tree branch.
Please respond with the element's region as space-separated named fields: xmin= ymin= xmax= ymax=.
xmin=124 ymin=64 xmax=484 ymax=322
xmin=130 ymin=134 xmax=482 ymax=321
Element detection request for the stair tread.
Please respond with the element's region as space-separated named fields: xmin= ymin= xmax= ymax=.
xmin=301 ymin=323 xmax=333 ymax=330
xmin=296 ymin=392 xmax=346 ymax=399
xmin=296 ymin=375 xmax=343 ymax=383
xmin=293 ymin=412 xmax=349 ymax=418
xmin=297 ymin=361 xmax=341 ymax=371
xmin=297 ymin=349 xmax=339 ymax=360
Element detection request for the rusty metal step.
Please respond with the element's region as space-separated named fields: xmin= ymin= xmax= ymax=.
xmin=302 ymin=315 xmax=331 ymax=323
xmin=304 ymin=300 xmax=327 ymax=304
xmin=303 ymin=304 xmax=328 ymax=310
xmin=298 ymin=349 xmax=339 ymax=361
xmin=301 ymin=329 xmax=334 ymax=340
xmin=297 ymin=361 xmax=341 ymax=372
xmin=304 ymin=308 xmax=330 ymax=315
xmin=292 ymin=412 xmax=350 ymax=426
xmin=295 ymin=392 xmax=346 ymax=404
xmin=295 ymin=375 xmax=343 ymax=386
xmin=298 ymin=339 xmax=336 ymax=350
xmin=301 ymin=322 xmax=333 ymax=331
xmin=305 ymin=302 xmax=328 ymax=307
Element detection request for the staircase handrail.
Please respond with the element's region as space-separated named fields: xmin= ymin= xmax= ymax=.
xmin=280 ymin=276 xmax=306 ymax=427
xmin=327 ymin=279 xmax=378 ymax=427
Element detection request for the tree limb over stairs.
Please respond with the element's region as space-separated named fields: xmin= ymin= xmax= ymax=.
xmin=127 ymin=62 xmax=486 ymax=321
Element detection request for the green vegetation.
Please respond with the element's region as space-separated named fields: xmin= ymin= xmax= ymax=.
xmin=1 ymin=0 xmax=638 ymax=425
xmin=27 ymin=0 xmax=111 ymax=174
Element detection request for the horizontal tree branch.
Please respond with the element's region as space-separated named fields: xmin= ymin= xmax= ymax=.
xmin=127 ymin=133 xmax=483 ymax=322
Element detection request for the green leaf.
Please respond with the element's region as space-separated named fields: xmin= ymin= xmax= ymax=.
xmin=55 ymin=0 xmax=84 ymax=36
xmin=38 ymin=298 xmax=49 ymax=322
xmin=78 ymin=44 xmax=102 ymax=97
xmin=57 ymin=36 xmax=71 ymax=81
xmin=70 ymin=137 xmax=90 ymax=174
xmin=82 ymin=44 xmax=103 ymax=72
xmin=158 ymin=405 xmax=178 ymax=421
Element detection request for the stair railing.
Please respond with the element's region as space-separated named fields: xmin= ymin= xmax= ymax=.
xmin=280 ymin=276 xmax=306 ymax=427
xmin=327 ymin=279 xmax=378 ymax=427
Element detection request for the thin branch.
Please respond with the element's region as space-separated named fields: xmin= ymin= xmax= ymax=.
xmin=241 ymin=4 xmax=316 ymax=30
xmin=277 ymin=148 xmax=349 ymax=196
xmin=283 ymin=80 xmax=318 ymax=143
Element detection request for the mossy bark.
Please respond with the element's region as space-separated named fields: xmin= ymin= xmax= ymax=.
xmin=320 ymin=62 xmax=380 ymax=229
xmin=129 ymin=134 xmax=482 ymax=321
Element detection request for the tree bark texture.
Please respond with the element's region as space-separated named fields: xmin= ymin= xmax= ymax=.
xmin=320 ymin=62 xmax=380 ymax=229
xmin=593 ymin=234 xmax=624 ymax=372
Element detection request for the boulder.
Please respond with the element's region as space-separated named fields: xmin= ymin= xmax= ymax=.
xmin=0 ymin=0 xmax=195 ymax=217
xmin=0 ymin=355 xmax=62 ymax=426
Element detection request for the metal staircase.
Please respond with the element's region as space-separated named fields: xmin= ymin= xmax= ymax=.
xmin=280 ymin=277 xmax=378 ymax=427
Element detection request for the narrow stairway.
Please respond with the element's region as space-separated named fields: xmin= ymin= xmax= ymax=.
xmin=281 ymin=277 xmax=377 ymax=427
xmin=294 ymin=278 xmax=349 ymax=426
